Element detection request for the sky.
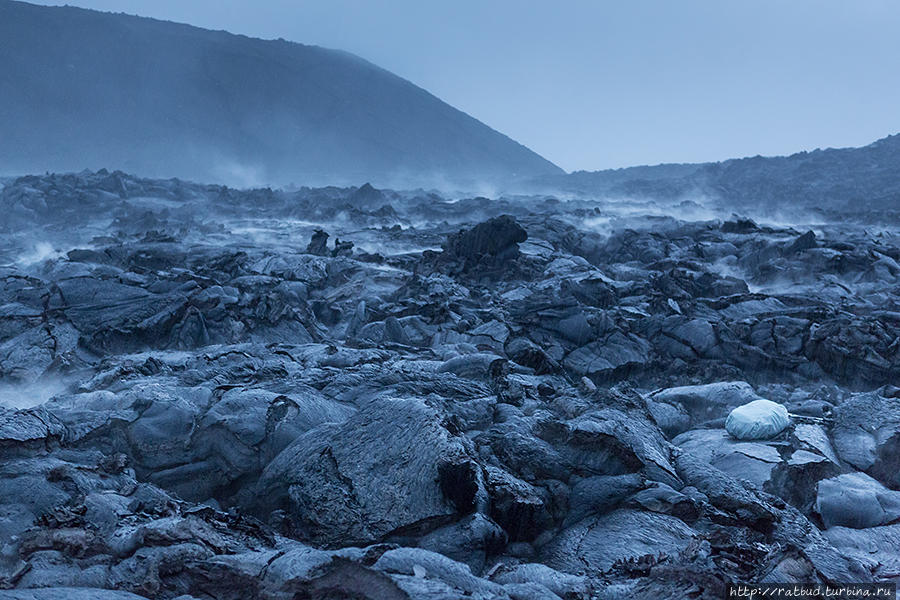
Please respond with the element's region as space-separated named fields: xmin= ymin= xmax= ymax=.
xmin=27 ymin=0 xmax=900 ymax=172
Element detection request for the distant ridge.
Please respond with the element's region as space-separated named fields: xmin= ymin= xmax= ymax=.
xmin=531 ymin=134 xmax=900 ymax=211
xmin=0 ymin=0 xmax=562 ymax=187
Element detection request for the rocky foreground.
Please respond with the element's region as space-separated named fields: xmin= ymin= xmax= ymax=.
xmin=1 ymin=171 xmax=899 ymax=599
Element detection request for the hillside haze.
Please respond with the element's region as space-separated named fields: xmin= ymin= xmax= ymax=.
xmin=532 ymin=134 xmax=900 ymax=216
xmin=0 ymin=0 xmax=562 ymax=187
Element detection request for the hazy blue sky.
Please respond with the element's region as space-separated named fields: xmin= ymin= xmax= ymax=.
xmin=28 ymin=0 xmax=900 ymax=171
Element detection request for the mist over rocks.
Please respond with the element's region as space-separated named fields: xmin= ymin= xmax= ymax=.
xmin=0 ymin=169 xmax=899 ymax=597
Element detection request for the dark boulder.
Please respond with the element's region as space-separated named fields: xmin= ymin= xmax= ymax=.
xmin=306 ymin=229 xmax=329 ymax=256
xmin=441 ymin=215 xmax=527 ymax=267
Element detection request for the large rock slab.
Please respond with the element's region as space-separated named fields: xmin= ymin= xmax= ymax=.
xmin=541 ymin=509 xmax=696 ymax=574
xmin=823 ymin=523 xmax=900 ymax=578
xmin=256 ymin=396 xmax=478 ymax=546
xmin=673 ymin=429 xmax=782 ymax=489
xmin=558 ymin=408 xmax=681 ymax=488
xmin=815 ymin=472 xmax=900 ymax=529
xmin=563 ymin=332 xmax=651 ymax=380
xmin=831 ymin=391 xmax=900 ymax=489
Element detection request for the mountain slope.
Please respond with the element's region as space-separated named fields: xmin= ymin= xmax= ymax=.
xmin=695 ymin=134 xmax=900 ymax=211
xmin=532 ymin=134 xmax=900 ymax=213
xmin=0 ymin=0 xmax=562 ymax=187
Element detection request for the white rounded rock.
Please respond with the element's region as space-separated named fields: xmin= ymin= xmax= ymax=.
xmin=725 ymin=399 xmax=790 ymax=440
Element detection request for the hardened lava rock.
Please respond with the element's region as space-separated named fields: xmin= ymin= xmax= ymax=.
xmin=0 ymin=171 xmax=898 ymax=598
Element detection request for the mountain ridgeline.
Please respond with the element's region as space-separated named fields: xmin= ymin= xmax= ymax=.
xmin=0 ymin=0 xmax=562 ymax=187
xmin=533 ymin=134 xmax=900 ymax=215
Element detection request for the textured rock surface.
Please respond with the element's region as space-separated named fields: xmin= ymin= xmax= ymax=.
xmin=0 ymin=171 xmax=898 ymax=598
xmin=816 ymin=473 xmax=900 ymax=529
